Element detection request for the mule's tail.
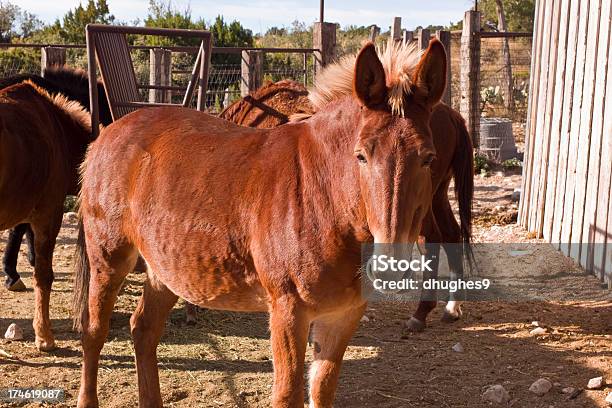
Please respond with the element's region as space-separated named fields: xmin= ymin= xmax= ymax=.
xmin=72 ymin=215 xmax=89 ymax=332
xmin=452 ymin=114 xmax=475 ymax=271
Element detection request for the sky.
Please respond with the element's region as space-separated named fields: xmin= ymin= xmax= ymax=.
xmin=13 ymin=0 xmax=475 ymax=34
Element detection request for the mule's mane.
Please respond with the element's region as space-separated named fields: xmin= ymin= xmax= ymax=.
xmin=23 ymin=80 xmax=92 ymax=133
xmin=309 ymin=41 xmax=422 ymax=116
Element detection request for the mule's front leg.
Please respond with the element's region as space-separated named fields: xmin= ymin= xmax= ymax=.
xmin=270 ymin=296 xmax=310 ymax=407
xmin=405 ymin=240 xmax=440 ymax=332
xmin=309 ymin=303 xmax=365 ymax=408
xmin=31 ymin=216 xmax=62 ymax=351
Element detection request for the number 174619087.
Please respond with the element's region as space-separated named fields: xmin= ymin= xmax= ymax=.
xmin=1 ymin=388 xmax=65 ymax=403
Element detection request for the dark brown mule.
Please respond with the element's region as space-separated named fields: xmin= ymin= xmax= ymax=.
xmin=219 ymin=79 xmax=312 ymax=128
xmin=217 ymin=49 xmax=474 ymax=331
xmin=1 ymin=67 xmax=112 ymax=292
xmin=0 ymin=81 xmax=92 ymax=350
xmin=73 ymin=40 xmax=447 ymax=407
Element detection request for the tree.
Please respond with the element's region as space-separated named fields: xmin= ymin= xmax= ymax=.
xmin=33 ymin=0 xmax=114 ymax=44
xmin=495 ymin=0 xmax=514 ymax=111
xmin=448 ymin=0 xmax=535 ymax=32
xmin=142 ymin=1 xmax=253 ymax=57
xmin=479 ymin=0 xmax=535 ymax=32
xmin=0 ymin=1 xmax=42 ymax=42
xmin=61 ymin=0 xmax=114 ymax=43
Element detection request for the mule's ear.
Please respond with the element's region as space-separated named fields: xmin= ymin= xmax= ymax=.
xmin=412 ymin=39 xmax=447 ymax=108
xmin=353 ymin=42 xmax=387 ymax=108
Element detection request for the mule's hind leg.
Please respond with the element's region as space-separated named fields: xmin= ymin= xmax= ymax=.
xmin=30 ymin=214 xmax=63 ymax=351
xmin=77 ymin=244 xmax=137 ymax=408
xmin=25 ymin=224 xmax=36 ymax=266
xmin=184 ymin=302 xmax=198 ymax=325
xmin=436 ymin=199 xmax=464 ymax=322
xmin=3 ymin=224 xmax=28 ymax=291
xmin=130 ymin=271 xmax=178 ymax=407
xmin=309 ymin=304 xmax=366 ymax=408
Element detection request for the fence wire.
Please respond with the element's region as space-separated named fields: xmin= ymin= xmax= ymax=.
xmin=0 ymin=35 xmax=531 ymax=130
xmin=479 ymin=36 xmax=533 ymax=140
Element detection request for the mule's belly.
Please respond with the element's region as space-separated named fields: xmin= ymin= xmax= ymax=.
xmin=138 ymin=232 xmax=269 ymax=313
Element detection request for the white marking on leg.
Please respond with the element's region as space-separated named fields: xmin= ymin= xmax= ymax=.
xmin=308 ymin=360 xmax=321 ymax=408
xmin=445 ymin=300 xmax=462 ymax=316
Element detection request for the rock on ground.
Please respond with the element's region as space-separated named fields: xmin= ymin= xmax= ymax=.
xmin=452 ymin=342 xmax=464 ymax=353
xmin=4 ymin=323 xmax=23 ymax=340
xmin=529 ymin=378 xmax=553 ymax=396
xmin=530 ymin=327 xmax=547 ymax=336
xmin=482 ymin=385 xmax=510 ymax=404
xmin=587 ymin=376 xmax=604 ymax=390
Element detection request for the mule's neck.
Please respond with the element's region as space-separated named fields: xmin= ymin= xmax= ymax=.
xmin=299 ymin=97 xmax=370 ymax=241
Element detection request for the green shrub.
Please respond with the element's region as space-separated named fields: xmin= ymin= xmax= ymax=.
xmin=474 ymin=153 xmax=490 ymax=176
xmin=64 ymin=196 xmax=78 ymax=213
xmin=502 ymin=157 xmax=522 ymax=170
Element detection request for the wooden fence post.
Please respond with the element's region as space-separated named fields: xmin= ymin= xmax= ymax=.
xmin=313 ymin=22 xmax=336 ymax=73
xmin=417 ymin=28 xmax=431 ymax=51
xmin=460 ymin=10 xmax=481 ymax=147
xmin=403 ymin=30 xmax=414 ymax=45
xmin=149 ymin=48 xmax=172 ymax=103
xmin=436 ymin=30 xmax=452 ymax=105
xmin=40 ymin=47 xmax=66 ymax=76
xmin=392 ymin=17 xmax=402 ymax=42
xmin=240 ymin=50 xmax=263 ymax=97
xmin=369 ymin=25 xmax=380 ymax=42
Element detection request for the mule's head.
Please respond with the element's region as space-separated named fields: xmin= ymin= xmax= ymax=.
xmin=353 ymin=40 xmax=447 ymax=246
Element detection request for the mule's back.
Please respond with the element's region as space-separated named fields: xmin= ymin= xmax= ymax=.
xmin=219 ymin=80 xmax=312 ymax=128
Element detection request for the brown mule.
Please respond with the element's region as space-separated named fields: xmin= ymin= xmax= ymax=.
xmin=218 ymin=45 xmax=474 ymax=332
xmin=0 ymin=81 xmax=92 ymax=350
xmin=219 ymin=79 xmax=312 ymax=128
xmin=73 ymin=40 xmax=447 ymax=407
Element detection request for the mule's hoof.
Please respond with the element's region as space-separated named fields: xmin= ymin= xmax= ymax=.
xmin=403 ymin=317 xmax=426 ymax=332
xmin=77 ymin=394 xmax=100 ymax=408
xmin=36 ymin=337 xmax=56 ymax=352
xmin=6 ymin=278 xmax=26 ymax=292
xmin=441 ymin=309 xmax=462 ymax=323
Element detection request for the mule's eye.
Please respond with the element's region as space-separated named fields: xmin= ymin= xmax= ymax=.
xmin=422 ymin=153 xmax=436 ymax=168
xmin=356 ymin=153 xmax=368 ymax=164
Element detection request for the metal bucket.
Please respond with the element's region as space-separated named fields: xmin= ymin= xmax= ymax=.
xmin=480 ymin=117 xmax=518 ymax=161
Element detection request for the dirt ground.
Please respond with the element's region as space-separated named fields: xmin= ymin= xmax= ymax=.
xmin=1 ymin=173 xmax=611 ymax=407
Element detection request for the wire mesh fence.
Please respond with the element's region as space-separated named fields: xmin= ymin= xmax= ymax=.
xmin=0 ymin=45 xmax=317 ymax=114
xmin=480 ymin=36 xmax=532 ymax=123
xmin=0 ymin=34 xmax=532 ymax=129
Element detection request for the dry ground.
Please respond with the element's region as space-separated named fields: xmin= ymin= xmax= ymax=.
xmin=1 ymin=174 xmax=610 ymax=407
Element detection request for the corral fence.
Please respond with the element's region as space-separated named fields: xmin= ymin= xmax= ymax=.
xmin=520 ymin=0 xmax=612 ymax=287
xmin=370 ymin=13 xmax=532 ymax=151
xmin=1 ymin=13 xmax=532 ymax=139
xmin=0 ymin=42 xmax=319 ymax=113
